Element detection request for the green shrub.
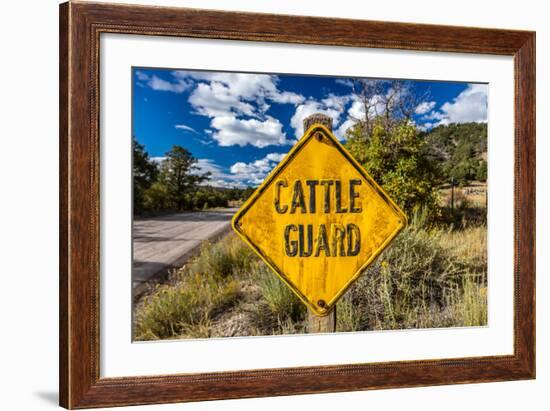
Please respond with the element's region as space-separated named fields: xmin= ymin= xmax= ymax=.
xmin=345 ymin=120 xmax=442 ymax=216
xmin=336 ymin=215 xmax=487 ymax=331
xmin=183 ymin=235 xmax=255 ymax=280
xmin=250 ymin=263 xmax=306 ymax=334
xmin=335 ymin=293 xmax=362 ymax=332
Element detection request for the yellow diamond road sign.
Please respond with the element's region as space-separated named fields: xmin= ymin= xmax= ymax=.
xmin=232 ymin=124 xmax=407 ymax=316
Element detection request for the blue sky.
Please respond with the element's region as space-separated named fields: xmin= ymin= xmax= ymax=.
xmin=133 ymin=68 xmax=487 ymax=188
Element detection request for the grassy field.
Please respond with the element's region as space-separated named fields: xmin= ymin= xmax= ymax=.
xmin=134 ymin=185 xmax=487 ymax=340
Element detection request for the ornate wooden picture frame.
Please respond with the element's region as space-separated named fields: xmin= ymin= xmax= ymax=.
xmin=59 ymin=1 xmax=535 ymax=408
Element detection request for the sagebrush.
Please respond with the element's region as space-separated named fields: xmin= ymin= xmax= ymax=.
xmin=134 ymin=209 xmax=487 ymax=340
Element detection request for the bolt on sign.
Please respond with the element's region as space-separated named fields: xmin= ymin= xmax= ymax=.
xmin=232 ymin=124 xmax=407 ymax=316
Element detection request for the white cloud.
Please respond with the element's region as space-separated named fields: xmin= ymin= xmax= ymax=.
xmin=322 ymin=94 xmax=350 ymax=110
xmin=427 ymin=84 xmax=488 ymax=126
xmin=229 ymin=152 xmax=287 ymax=185
xmin=168 ymin=70 xmax=307 ymax=148
xmin=177 ymin=71 xmax=305 ymax=105
xmin=347 ymin=98 xmax=366 ymax=119
xmin=149 ymin=76 xmax=190 ymax=93
xmin=191 ymin=159 xmax=241 ymax=188
xmin=335 ymin=78 xmax=354 ymax=87
xmin=422 ymin=111 xmax=445 ymax=121
xmin=211 ymin=116 xmax=287 ymax=148
xmin=175 ymin=124 xmax=199 ymax=134
xmin=417 ymin=122 xmax=434 ymax=131
xmin=139 ymin=70 xmax=302 ymax=101
xmin=182 ymin=72 xmax=272 ymax=99
xmin=335 ymin=117 xmax=357 ymax=140
xmin=136 ymin=71 xmax=191 ymax=93
xmin=150 ymin=156 xmax=166 ymax=164
xmin=135 ymin=71 xmax=149 ymax=81
xmin=190 ymin=153 xmax=287 ymax=188
xmin=193 ymin=159 xmax=220 ymax=175
xmin=269 ymin=90 xmax=305 ymax=105
xmin=189 ymin=82 xmax=256 ymax=118
xmin=415 ymin=101 xmax=436 ymax=115
xmin=229 ymin=162 xmax=261 ymax=176
xmin=265 ymin=153 xmax=286 ymax=162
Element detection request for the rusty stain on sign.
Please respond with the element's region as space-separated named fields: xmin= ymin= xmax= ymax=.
xmin=232 ymin=124 xmax=407 ymax=316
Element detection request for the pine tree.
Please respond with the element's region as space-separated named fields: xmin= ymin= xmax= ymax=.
xmin=133 ymin=136 xmax=158 ymax=214
xmin=158 ymin=145 xmax=210 ymax=211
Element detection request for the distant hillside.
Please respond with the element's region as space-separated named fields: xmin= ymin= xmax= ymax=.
xmin=423 ymin=122 xmax=488 ymax=184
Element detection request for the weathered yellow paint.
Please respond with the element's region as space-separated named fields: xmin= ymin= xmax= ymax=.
xmin=232 ymin=125 xmax=407 ymax=316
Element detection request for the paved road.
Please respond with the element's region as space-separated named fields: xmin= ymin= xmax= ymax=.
xmin=133 ymin=208 xmax=237 ymax=285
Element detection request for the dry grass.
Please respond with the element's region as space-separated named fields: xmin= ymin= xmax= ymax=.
xmin=134 ymin=272 xmax=240 ymax=340
xmin=134 ymin=206 xmax=487 ymax=340
xmin=248 ymin=263 xmax=307 ymax=335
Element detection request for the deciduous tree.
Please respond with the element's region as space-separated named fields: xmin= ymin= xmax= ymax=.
xmin=344 ymin=80 xmax=440 ymax=215
xmin=345 ymin=120 xmax=441 ymax=215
